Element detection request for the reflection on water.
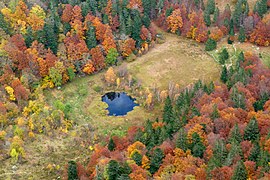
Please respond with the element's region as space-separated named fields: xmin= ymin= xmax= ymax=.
xmin=102 ymin=92 xmax=139 ymax=116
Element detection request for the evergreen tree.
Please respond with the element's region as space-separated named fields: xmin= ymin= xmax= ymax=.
xmin=142 ymin=0 xmax=151 ymax=17
xmin=108 ymin=137 xmax=115 ymax=151
xmin=220 ymin=66 xmax=228 ymax=83
xmin=105 ymin=48 xmax=119 ymax=66
xmin=225 ymin=141 xmax=243 ymax=166
xmin=119 ymin=12 xmax=126 ymax=35
xmin=238 ymin=26 xmax=246 ymax=43
xmin=205 ymin=38 xmax=217 ymax=51
xmin=104 ymin=160 xmax=120 ymax=180
xmin=125 ymin=14 xmax=133 ymax=35
xmin=163 ymin=96 xmax=173 ymax=124
xmin=229 ymin=124 xmax=242 ymax=144
xmin=142 ymin=14 xmax=151 ymax=28
xmin=233 ymin=0 xmax=249 ymax=27
xmin=191 ymin=133 xmax=206 ymax=158
xmin=176 ymin=128 xmax=188 ymax=151
xmin=118 ymin=162 xmax=132 ymax=177
xmin=210 ymin=104 xmax=220 ymax=120
xmin=232 ymin=160 xmax=248 ymax=180
xmin=258 ymin=150 xmax=270 ymax=173
xmin=244 ymin=117 xmax=260 ymax=142
xmin=88 ymin=0 xmax=98 ymax=15
xmin=86 ymin=23 xmax=97 ymax=50
xmin=81 ymin=2 xmax=90 ymax=17
xmin=254 ymin=0 xmax=268 ymax=17
xmin=0 ymin=12 xmax=11 ymax=35
xmin=248 ymin=140 xmax=261 ymax=163
xmin=210 ymin=140 xmax=228 ymax=168
xmin=131 ymin=10 xmax=142 ymax=47
xmin=253 ymin=93 xmax=269 ymax=112
xmin=44 ymin=17 xmax=58 ymax=54
xmin=68 ymin=161 xmax=78 ymax=180
xmin=228 ymin=19 xmax=235 ymax=44
xmin=213 ymin=7 xmax=220 ymax=24
xmin=149 ymin=148 xmax=164 ymax=174
xmin=158 ymin=126 xmax=169 ymax=144
xmin=36 ymin=28 xmax=46 ymax=45
xmin=67 ymin=67 xmax=76 ymax=81
xmin=238 ymin=51 xmax=245 ymax=62
xmin=230 ymin=87 xmax=246 ymax=109
xmin=63 ymin=22 xmax=71 ymax=35
xmin=204 ymin=10 xmax=211 ymax=27
xmin=131 ymin=151 xmax=142 ymax=166
xmin=219 ymin=48 xmax=229 ymax=64
xmin=102 ymin=14 xmax=109 ymax=24
xmin=24 ymin=27 xmax=34 ymax=48
xmin=206 ymin=0 xmax=216 ymax=14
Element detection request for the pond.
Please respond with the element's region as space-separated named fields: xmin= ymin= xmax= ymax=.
xmin=102 ymin=92 xmax=139 ymax=116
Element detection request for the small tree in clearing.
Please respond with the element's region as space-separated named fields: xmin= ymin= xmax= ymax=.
xmin=105 ymin=67 xmax=116 ymax=85
xmin=205 ymin=38 xmax=217 ymax=51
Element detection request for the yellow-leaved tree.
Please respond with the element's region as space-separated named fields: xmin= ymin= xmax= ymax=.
xmin=105 ymin=67 xmax=116 ymax=85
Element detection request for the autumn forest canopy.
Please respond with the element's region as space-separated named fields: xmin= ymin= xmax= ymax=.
xmin=0 ymin=0 xmax=270 ymax=179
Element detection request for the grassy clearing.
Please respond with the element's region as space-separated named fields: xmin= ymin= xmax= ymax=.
xmin=1 ymin=26 xmax=221 ymax=179
xmin=127 ymin=29 xmax=220 ymax=89
xmin=217 ymin=38 xmax=270 ymax=68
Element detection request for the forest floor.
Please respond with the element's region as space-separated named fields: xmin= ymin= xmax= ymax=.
xmin=0 ymin=26 xmax=223 ymax=179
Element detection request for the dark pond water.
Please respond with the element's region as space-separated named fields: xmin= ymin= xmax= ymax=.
xmin=102 ymin=92 xmax=139 ymax=116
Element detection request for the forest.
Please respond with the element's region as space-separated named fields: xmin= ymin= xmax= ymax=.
xmin=0 ymin=0 xmax=270 ymax=179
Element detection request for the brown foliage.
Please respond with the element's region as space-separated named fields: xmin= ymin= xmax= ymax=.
xmin=90 ymin=46 xmax=105 ymax=71
xmin=61 ymin=4 xmax=73 ymax=23
xmin=166 ymin=9 xmax=183 ymax=33
xmin=102 ymin=25 xmax=116 ymax=54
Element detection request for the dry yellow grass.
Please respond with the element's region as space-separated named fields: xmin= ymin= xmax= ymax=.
xmin=127 ymin=28 xmax=220 ymax=89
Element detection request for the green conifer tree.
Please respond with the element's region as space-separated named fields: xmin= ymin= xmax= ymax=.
xmin=131 ymin=10 xmax=142 ymax=47
xmin=191 ymin=133 xmax=206 ymax=158
xmin=105 ymin=48 xmax=119 ymax=66
xmin=238 ymin=51 xmax=245 ymax=62
xmin=232 ymin=160 xmax=248 ymax=180
xmin=81 ymin=2 xmax=90 ymax=17
xmin=210 ymin=104 xmax=220 ymax=120
xmin=205 ymin=38 xmax=217 ymax=51
xmin=229 ymin=124 xmax=242 ymax=144
xmin=213 ymin=7 xmax=220 ymax=24
xmin=238 ymin=26 xmax=246 ymax=43
xmin=254 ymin=0 xmax=268 ymax=17
xmin=0 ymin=12 xmax=11 ymax=35
xmin=108 ymin=137 xmax=116 ymax=151
xmin=163 ymin=96 xmax=173 ymax=124
xmin=158 ymin=126 xmax=169 ymax=144
xmin=86 ymin=23 xmax=97 ymax=50
xmin=230 ymin=87 xmax=246 ymax=109
xmin=207 ymin=0 xmax=216 ymax=14
xmin=119 ymin=12 xmax=126 ymax=35
xmin=248 ymin=140 xmax=261 ymax=163
xmin=211 ymin=140 xmax=228 ymax=167
xmin=44 ymin=17 xmax=58 ymax=54
xmin=131 ymin=151 xmax=142 ymax=166
xmin=149 ymin=148 xmax=164 ymax=174
xmin=24 ymin=27 xmax=34 ymax=48
xmin=176 ymin=128 xmax=188 ymax=151
xmin=225 ymin=141 xmax=244 ymax=166
xmin=204 ymin=10 xmax=211 ymax=27
xmin=220 ymin=66 xmax=228 ymax=83
xmin=68 ymin=161 xmax=78 ymax=180
xmin=219 ymin=48 xmax=229 ymax=64
xmin=104 ymin=160 xmax=120 ymax=180
xmin=244 ymin=117 xmax=260 ymax=142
